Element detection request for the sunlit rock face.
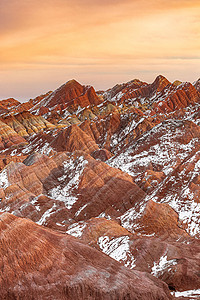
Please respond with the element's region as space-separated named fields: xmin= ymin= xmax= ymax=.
xmin=0 ymin=98 xmax=21 ymax=115
xmin=31 ymin=79 xmax=102 ymax=115
xmin=0 ymin=76 xmax=200 ymax=298
xmin=0 ymin=119 xmax=26 ymax=150
xmin=1 ymin=111 xmax=55 ymax=137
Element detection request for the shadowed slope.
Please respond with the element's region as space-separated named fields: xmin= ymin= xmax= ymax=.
xmin=0 ymin=212 xmax=172 ymax=300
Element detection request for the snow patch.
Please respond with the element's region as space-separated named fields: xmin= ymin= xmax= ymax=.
xmin=37 ymin=203 xmax=56 ymax=225
xmin=0 ymin=169 xmax=9 ymax=189
xmin=173 ymin=289 xmax=200 ymax=298
xmin=67 ymin=222 xmax=86 ymax=238
xmin=49 ymin=156 xmax=88 ymax=209
xmin=98 ymin=235 xmax=136 ymax=269
xmin=75 ymin=204 xmax=88 ymax=217
xmin=151 ymin=254 xmax=177 ymax=277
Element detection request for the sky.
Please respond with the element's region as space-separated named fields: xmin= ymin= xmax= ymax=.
xmin=0 ymin=0 xmax=200 ymax=101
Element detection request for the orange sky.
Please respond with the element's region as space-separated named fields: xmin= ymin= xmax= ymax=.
xmin=0 ymin=0 xmax=200 ymax=101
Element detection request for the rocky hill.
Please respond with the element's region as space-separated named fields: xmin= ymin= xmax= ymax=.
xmin=0 ymin=76 xmax=200 ymax=299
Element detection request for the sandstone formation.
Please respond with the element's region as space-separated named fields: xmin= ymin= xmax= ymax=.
xmin=50 ymin=125 xmax=100 ymax=154
xmin=0 ymin=150 xmax=145 ymax=228
xmin=0 ymin=75 xmax=200 ymax=298
xmin=1 ymin=111 xmax=55 ymax=137
xmin=0 ymin=98 xmax=20 ymax=115
xmin=0 ymin=119 xmax=26 ymax=150
xmin=0 ymin=213 xmax=172 ymax=299
xmin=67 ymin=213 xmax=200 ymax=292
xmin=31 ymin=80 xmax=102 ymax=115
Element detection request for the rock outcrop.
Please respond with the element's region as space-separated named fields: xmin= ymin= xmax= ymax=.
xmin=0 ymin=213 xmax=172 ymax=299
xmin=31 ymin=80 xmax=102 ymax=115
xmin=0 ymin=151 xmax=146 ymax=228
xmin=0 ymin=98 xmax=21 ymax=115
xmin=1 ymin=111 xmax=55 ymax=137
xmin=0 ymin=119 xmax=26 ymax=150
xmin=67 ymin=215 xmax=200 ymax=293
xmin=50 ymin=125 xmax=100 ymax=154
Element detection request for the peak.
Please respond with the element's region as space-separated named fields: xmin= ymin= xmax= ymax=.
xmin=64 ymin=79 xmax=82 ymax=87
xmin=173 ymin=80 xmax=182 ymax=86
xmin=53 ymin=79 xmax=83 ymax=95
xmin=154 ymin=75 xmax=170 ymax=83
xmin=0 ymin=98 xmax=21 ymax=108
xmin=0 ymin=98 xmax=18 ymax=102
xmin=53 ymin=79 xmax=84 ymax=95
xmin=127 ymin=79 xmax=146 ymax=86
xmin=152 ymin=75 xmax=170 ymax=91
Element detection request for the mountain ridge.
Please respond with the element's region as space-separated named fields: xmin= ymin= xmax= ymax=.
xmin=0 ymin=74 xmax=200 ymax=298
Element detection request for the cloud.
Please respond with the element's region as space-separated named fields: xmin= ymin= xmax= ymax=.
xmin=0 ymin=0 xmax=199 ymax=99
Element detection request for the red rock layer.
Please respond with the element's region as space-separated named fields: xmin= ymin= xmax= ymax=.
xmin=0 ymin=105 xmax=9 ymax=115
xmin=0 ymin=151 xmax=145 ymax=228
xmin=106 ymin=79 xmax=148 ymax=100
xmin=132 ymin=200 xmax=187 ymax=237
xmin=0 ymin=152 xmax=74 ymax=230
xmin=107 ymin=75 xmax=170 ymax=105
xmin=50 ymin=124 xmax=100 ymax=154
xmin=71 ymin=151 xmax=146 ymax=220
xmin=31 ymin=80 xmax=102 ymax=114
xmin=153 ymin=82 xmax=200 ymax=114
xmin=75 ymin=217 xmax=132 ymax=246
xmin=69 ymin=215 xmax=200 ymax=292
xmin=0 ymin=98 xmax=20 ymax=114
xmin=0 ymin=213 xmax=172 ymax=299
xmin=105 ymin=75 xmax=200 ymax=118
xmin=7 ymin=91 xmax=53 ymax=115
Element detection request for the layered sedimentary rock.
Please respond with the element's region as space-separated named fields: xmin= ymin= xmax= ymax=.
xmin=0 ymin=98 xmax=21 ymax=115
xmin=1 ymin=111 xmax=55 ymax=137
xmin=0 ymin=75 xmax=200 ymax=298
xmin=0 ymin=119 xmax=26 ymax=150
xmin=0 ymin=154 xmax=26 ymax=171
xmin=31 ymin=80 xmax=102 ymax=115
xmin=0 ymin=150 xmax=146 ymax=228
xmin=0 ymin=213 xmax=172 ymax=300
xmin=3 ymin=92 xmax=53 ymax=115
xmin=104 ymin=75 xmax=200 ymax=115
xmin=50 ymin=125 xmax=100 ymax=154
xmin=67 ymin=213 xmax=200 ymax=292
xmin=152 ymin=82 xmax=199 ymax=114
xmin=110 ymin=119 xmax=200 ymax=189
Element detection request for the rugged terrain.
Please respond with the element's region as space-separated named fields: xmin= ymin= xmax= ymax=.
xmin=0 ymin=75 xmax=200 ymax=299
